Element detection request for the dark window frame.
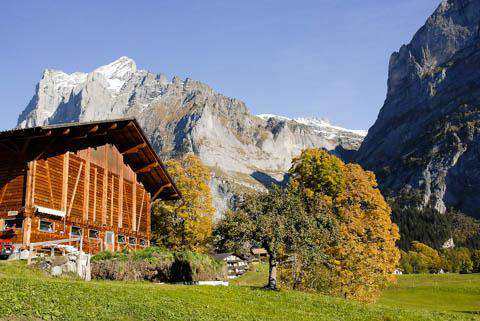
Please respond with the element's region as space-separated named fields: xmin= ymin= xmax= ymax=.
xmin=4 ymin=218 xmax=23 ymax=230
xmin=117 ymin=235 xmax=126 ymax=244
xmin=88 ymin=229 xmax=99 ymax=239
xmin=39 ymin=220 xmax=54 ymax=233
xmin=70 ymin=226 xmax=83 ymax=237
xmin=128 ymin=237 xmax=137 ymax=245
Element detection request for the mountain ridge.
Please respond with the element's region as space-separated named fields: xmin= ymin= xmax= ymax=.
xmin=18 ymin=56 xmax=365 ymax=216
xmin=356 ymin=0 xmax=480 ymax=217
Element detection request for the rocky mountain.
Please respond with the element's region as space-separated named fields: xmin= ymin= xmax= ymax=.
xmin=18 ymin=56 xmax=366 ymax=216
xmin=356 ymin=0 xmax=480 ymax=217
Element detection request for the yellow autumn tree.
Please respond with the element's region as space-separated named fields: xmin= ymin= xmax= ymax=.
xmin=288 ymin=149 xmax=400 ymax=302
xmin=152 ymin=154 xmax=215 ymax=253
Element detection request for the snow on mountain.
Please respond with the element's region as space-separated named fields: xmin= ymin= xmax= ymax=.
xmin=257 ymin=114 xmax=367 ymax=138
xmin=18 ymin=57 xmax=366 ymax=216
xmin=93 ymin=56 xmax=137 ymax=92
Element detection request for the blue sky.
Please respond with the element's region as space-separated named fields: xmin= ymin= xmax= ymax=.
xmin=1 ymin=0 xmax=441 ymax=131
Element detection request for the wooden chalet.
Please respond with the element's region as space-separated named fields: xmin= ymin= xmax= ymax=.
xmin=0 ymin=118 xmax=180 ymax=253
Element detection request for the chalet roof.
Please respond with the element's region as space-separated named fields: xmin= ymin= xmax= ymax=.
xmin=211 ymin=253 xmax=243 ymax=261
xmin=0 ymin=118 xmax=180 ymax=201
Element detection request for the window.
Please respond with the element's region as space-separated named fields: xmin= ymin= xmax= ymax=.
xmin=105 ymin=231 xmax=114 ymax=245
xmin=4 ymin=218 xmax=23 ymax=230
xmin=89 ymin=229 xmax=99 ymax=239
xmin=70 ymin=226 xmax=82 ymax=237
xmin=140 ymin=239 xmax=147 ymax=247
xmin=39 ymin=220 xmax=54 ymax=232
xmin=117 ymin=235 xmax=126 ymax=244
xmin=128 ymin=237 xmax=137 ymax=245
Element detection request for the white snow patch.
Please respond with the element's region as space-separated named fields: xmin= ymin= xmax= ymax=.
xmin=95 ymin=56 xmax=136 ymax=79
xmin=295 ymin=117 xmax=367 ymax=136
xmin=44 ymin=70 xmax=87 ymax=91
xmin=257 ymin=114 xmax=367 ymax=137
xmin=93 ymin=56 xmax=136 ymax=92
xmin=106 ymin=78 xmax=125 ymax=91
xmin=257 ymin=114 xmax=291 ymax=121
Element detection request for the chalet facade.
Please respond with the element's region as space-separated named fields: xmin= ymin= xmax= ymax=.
xmin=212 ymin=253 xmax=249 ymax=279
xmin=0 ymin=119 xmax=180 ymax=253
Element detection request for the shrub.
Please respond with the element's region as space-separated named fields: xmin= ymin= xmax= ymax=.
xmin=91 ymin=247 xmax=227 ymax=282
xmin=441 ymin=248 xmax=473 ymax=274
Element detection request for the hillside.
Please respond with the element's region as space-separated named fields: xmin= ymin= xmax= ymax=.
xmin=0 ymin=262 xmax=476 ymax=321
xmin=17 ymin=57 xmax=365 ymax=216
xmin=356 ymin=0 xmax=480 ymax=217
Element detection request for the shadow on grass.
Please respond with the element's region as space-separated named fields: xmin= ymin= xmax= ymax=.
xmin=244 ymin=285 xmax=281 ymax=293
xmin=454 ymin=311 xmax=480 ymax=315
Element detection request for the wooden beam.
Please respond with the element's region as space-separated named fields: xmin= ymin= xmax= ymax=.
xmin=29 ymin=237 xmax=81 ymax=247
xmin=61 ymin=153 xmax=70 ymax=212
xmin=30 ymin=160 xmax=37 ymax=207
xmin=71 ymin=134 xmax=88 ymax=140
xmin=110 ymin=175 xmax=114 ymax=226
xmin=88 ymin=125 xmax=99 ymax=133
xmin=137 ymin=189 xmax=146 ymax=232
xmin=134 ymin=162 xmax=159 ymax=174
xmin=83 ymin=150 xmax=91 ymax=223
xmin=152 ymin=183 xmax=172 ymax=200
xmin=118 ymin=163 xmax=124 ymax=228
xmin=45 ymin=160 xmax=55 ymax=209
xmin=120 ymin=143 xmax=146 ymax=155
xmin=0 ymin=140 xmax=19 ymax=153
xmin=0 ymin=181 xmax=7 ymax=204
xmin=93 ymin=167 xmax=98 ymax=223
xmin=20 ymin=138 xmax=32 ymax=156
xmin=102 ymin=147 xmax=108 ymax=225
xmin=67 ymin=162 xmax=84 ymax=217
xmin=0 ymin=141 xmax=17 ymax=153
xmin=132 ymin=182 xmax=137 ymax=231
xmin=34 ymin=137 xmax=60 ymax=161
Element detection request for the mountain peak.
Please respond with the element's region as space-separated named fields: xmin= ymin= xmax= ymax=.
xmin=92 ymin=57 xmax=137 ymax=92
xmin=94 ymin=56 xmax=137 ymax=80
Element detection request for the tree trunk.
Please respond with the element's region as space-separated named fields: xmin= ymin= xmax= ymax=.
xmin=267 ymin=252 xmax=278 ymax=290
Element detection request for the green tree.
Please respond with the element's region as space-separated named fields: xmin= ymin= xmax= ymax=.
xmin=471 ymin=250 xmax=480 ymax=273
xmin=215 ymin=187 xmax=302 ymax=289
xmin=410 ymin=242 xmax=442 ymax=272
xmin=152 ymin=154 xmax=215 ymax=252
xmin=441 ymin=248 xmax=473 ymax=273
xmin=216 ymin=149 xmax=399 ymax=302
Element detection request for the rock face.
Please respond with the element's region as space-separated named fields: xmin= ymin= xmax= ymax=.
xmin=356 ymin=0 xmax=480 ymax=217
xmin=18 ymin=57 xmax=365 ymax=216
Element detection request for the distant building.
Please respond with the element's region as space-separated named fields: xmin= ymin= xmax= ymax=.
xmin=251 ymin=248 xmax=268 ymax=261
xmin=212 ymin=253 xmax=248 ymax=279
xmin=442 ymin=238 xmax=455 ymax=249
xmin=393 ymin=268 xmax=403 ymax=275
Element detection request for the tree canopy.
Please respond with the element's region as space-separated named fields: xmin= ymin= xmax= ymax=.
xmin=287 ymin=149 xmax=400 ymax=302
xmin=216 ymin=148 xmax=400 ymax=302
xmin=152 ymin=154 xmax=215 ymax=253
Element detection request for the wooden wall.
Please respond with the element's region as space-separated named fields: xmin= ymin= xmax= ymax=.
xmin=0 ymin=151 xmax=27 ymax=243
xmin=0 ymin=144 xmax=152 ymax=253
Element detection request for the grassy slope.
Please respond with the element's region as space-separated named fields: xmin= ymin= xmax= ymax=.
xmin=379 ymin=273 xmax=480 ymax=315
xmin=0 ymin=262 xmax=477 ymax=321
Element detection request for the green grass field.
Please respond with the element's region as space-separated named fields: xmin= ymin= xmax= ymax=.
xmin=379 ymin=273 xmax=480 ymax=315
xmin=0 ymin=261 xmax=478 ymax=321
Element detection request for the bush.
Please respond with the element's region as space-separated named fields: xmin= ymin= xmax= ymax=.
xmin=441 ymin=248 xmax=473 ymax=274
xmin=91 ymin=247 xmax=226 ymax=282
xmin=400 ymin=243 xmax=477 ymax=274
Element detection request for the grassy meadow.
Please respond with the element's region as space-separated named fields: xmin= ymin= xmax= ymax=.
xmin=0 ymin=261 xmax=478 ymax=321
